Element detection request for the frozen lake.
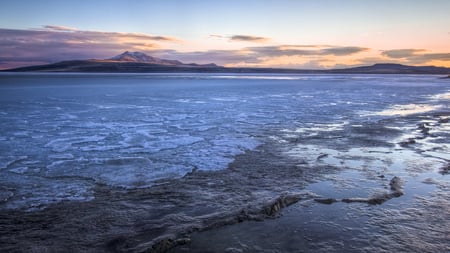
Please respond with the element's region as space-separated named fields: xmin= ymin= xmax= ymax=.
xmin=0 ymin=73 xmax=449 ymax=252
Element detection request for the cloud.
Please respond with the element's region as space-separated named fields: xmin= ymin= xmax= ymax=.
xmin=4 ymin=26 xmax=447 ymax=70
xmin=43 ymin=25 xmax=78 ymax=32
xmin=0 ymin=26 xmax=182 ymax=69
xmin=150 ymin=45 xmax=370 ymax=67
xmin=381 ymin=49 xmax=427 ymax=58
xmin=245 ymin=46 xmax=309 ymax=57
xmin=209 ymin=34 xmax=270 ymax=43
xmin=230 ymin=35 xmax=270 ymax=43
xmin=281 ymin=44 xmax=332 ymax=48
xmin=381 ymin=48 xmax=450 ymax=64
xmin=408 ymin=53 xmax=450 ymax=64
xmin=5 ymin=27 xmax=371 ymax=69
xmin=159 ymin=46 xmax=449 ymax=68
xmin=356 ymin=57 xmax=397 ymax=65
xmin=209 ymin=34 xmax=225 ymax=39
xmin=321 ymin=46 xmax=370 ymax=56
xmin=246 ymin=45 xmax=369 ymax=58
xmin=151 ymin=49 xmax=259 ymax=66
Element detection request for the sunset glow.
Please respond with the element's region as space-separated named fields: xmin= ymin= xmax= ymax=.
xmin=1 ymin=0 xmax=449 ymax=69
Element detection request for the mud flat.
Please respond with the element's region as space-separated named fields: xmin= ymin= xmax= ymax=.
xmin=171 ymin=112 xmax=450 ymax=253
xmin=0 ymin=143 xmax=337 ymax=253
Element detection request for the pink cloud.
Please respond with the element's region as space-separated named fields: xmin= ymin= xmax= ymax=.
xmin=0 ymin=26 xmax=181 ymax=69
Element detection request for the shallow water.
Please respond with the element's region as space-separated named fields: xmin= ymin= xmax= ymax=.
xmin=0 ymin=73 xmax=449 ymax=252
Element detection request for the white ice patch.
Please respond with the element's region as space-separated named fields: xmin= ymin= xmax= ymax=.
xmin=12 ymin=131 xmax=30 ymax=137
xmin=184 ymin=135 xmax=260 ymax=171
xmin=164 ymin=114 xmax=189 ymax=121
xmin=59 ymin=113 xmax=78 ymax=120
xmin=285 ymin=143 xmax=445 ymax=174
xmin=281 ymin=122 xmax=348 ymax=137
xmin=45 ymin=136 xmax=106 ymax=152
xmin=211 ymin=97 xmax=240 ymax=102
xmin=174 ymin=98 xmax=204 ymax=103
xmin=131 ymin=135 xmax=205 ymax=152
xmin=98 ymin=163 xmax=191 ymax=188
xmin=80 ymin=145 xmax=124 ymax=152
xmin=429 ymin=91 xmax=450 ymax=100
xmin=48 ymin=153 xmax=74 ymax=159
xmin=45 ymin=156 xmax=192 ymax=188
xmin=366 ymin=104 xmax=442 ymax=117
xmin=9 ymin=167 xmax=29 ymax=174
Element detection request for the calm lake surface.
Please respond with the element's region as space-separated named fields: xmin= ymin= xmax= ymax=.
xmin=0 ymin=73 xmax=449 ymax=252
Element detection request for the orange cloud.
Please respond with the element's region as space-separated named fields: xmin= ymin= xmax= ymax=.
xmin=381 ymin=48 xmax=450 ymax=66
xmin=209 ymin=34 xmax=270 ymax=43
xmin=1 ymin=26 xmax=449 ymax=70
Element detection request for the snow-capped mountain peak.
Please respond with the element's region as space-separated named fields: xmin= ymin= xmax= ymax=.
xmin=109 ymin=51 xmax=183 ymax=65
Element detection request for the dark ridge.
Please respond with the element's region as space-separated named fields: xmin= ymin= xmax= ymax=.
xmin=2 ymin=50 xmax=450 ymax=75
xmin=4 ymin=60 xmax=224 ymax=73
xmin=327 ymin=63 xmax=450 ymax=74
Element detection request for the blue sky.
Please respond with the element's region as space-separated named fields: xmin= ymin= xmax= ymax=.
xmin=1 ymin=0 xmax=449 ymax=69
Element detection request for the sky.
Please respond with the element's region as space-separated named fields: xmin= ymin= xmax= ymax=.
xmin=0 ymin=0 xmax=449 ymax=69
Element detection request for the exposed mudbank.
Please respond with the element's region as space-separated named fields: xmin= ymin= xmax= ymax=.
xmin=170 ymin=112 xmax=450 ymax=253
xmin=315 ymin=176 xmax=404 ymax=205
xmin=136 ymin=193 xmax=305 ymax=253
xmin=0 ymin=144 xmax=326 ymax=253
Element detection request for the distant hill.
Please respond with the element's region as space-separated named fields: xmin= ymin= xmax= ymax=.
xmin=5 ymin=60 xmax=222 ymax=73
xmin=109 ymin=51 xmax=184 ymax=65
xmin=4 ymin=51 xmax=221 ymax=73
xmin=3 ymin=52 xmax=450 ymax=74
xmin=325 ymin=63 xmax=450 ymax=74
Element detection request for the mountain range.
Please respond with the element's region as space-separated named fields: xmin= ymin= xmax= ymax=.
xmin=3 ymin=51 xmax=450 ymax=75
